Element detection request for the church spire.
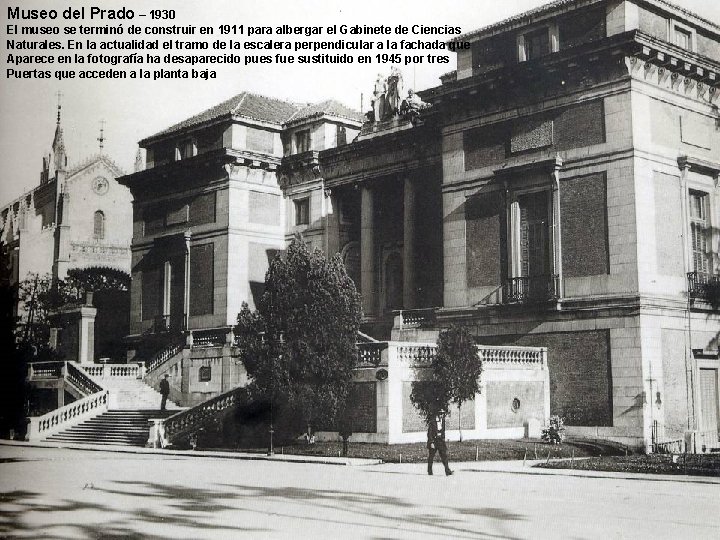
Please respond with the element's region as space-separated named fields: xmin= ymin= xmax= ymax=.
xmin=52 ymin=91 xmax=67 ymax=172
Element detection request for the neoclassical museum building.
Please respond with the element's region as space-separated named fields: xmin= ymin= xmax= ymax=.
xmin=119 ymin=0 xmax=720 ymax=449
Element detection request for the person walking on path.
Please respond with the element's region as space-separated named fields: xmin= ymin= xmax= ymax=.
xmin=427 ymin=410 xmax=453 ymax=476
xmin=159 ymin=374 xmax=170 ymax=411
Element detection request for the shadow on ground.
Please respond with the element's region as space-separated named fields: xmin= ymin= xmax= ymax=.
xmin=1 ymin=479 xmax=527 ymax=539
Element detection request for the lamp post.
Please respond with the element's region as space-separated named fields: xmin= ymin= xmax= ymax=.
xmin=267 ymin=331 xmax=284 ymax=457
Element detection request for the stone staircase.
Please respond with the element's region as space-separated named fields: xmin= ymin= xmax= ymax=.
xmin=44 ymin=409 xmax=178 ymax=446
xmin=106 ymin=378 xmax=183 ymax=410
xmin=30 ymin=362 xmax=185 ymax=447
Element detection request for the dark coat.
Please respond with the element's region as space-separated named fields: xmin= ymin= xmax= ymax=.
xmin=427 ymin=415 xmax=446 ymax=449
xmin=159 ymin=378 xmax=170 ymax=396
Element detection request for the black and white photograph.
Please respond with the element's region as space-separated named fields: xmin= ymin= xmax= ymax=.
xmin=1 ymin=0 xmax=719 ymax=537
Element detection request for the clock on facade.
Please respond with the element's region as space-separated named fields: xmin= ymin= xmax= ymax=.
xmin=92 ymin=176 xmax=109 ymax=195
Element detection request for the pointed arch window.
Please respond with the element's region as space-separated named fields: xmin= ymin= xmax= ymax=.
xmin=93 ymin=210 xmax=105 ymax=239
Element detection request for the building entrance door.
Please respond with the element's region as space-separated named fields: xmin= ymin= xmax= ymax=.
xmin=699 ymin=368 xmax=719 ymax=442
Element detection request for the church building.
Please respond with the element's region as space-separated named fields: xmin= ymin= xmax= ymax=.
xmin=0 ymin=103 xmax=132 ymax=289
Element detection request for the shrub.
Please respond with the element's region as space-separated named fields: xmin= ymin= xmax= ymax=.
xmin=542 ymin=415 xmax=565 ymax=444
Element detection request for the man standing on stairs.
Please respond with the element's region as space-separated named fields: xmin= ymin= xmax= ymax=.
xmin=159 ymin=375 xmax=170 ymax=411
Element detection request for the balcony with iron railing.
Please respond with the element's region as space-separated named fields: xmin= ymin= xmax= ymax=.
xmin=687 ymin=272 xmax=720 ymax=303
xmin=503 ymin=274 xmax=560 ymax=304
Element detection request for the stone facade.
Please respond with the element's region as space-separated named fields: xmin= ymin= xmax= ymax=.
xmin=120 ymin=0 xmax=720 ymax=451
xmin=120 ymin=94 xmax=363 ymax=362
xmin=313 ymin=0 xmax=720 ymax=450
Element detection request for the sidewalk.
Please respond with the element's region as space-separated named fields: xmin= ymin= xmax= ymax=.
xmin=4 ymin=439 xmax=718 ymax=483
xmin=373 ymin=458 xmax=720 ymax=484
xmin=0 ymin=439 xmax=381 ymax=466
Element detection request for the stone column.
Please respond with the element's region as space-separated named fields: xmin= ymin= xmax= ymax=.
xmin=360 ymin=185 xmax=375 ymax=316
xmin=551 ymin=160 xmax=563 ymax=298
xmin=324 ymin=186 xmax=340 ymax=256
xmin=183 ymin=231 xmax=191 ymax=331
xmin=403 ymin=177 xmax=416 ymax=310
xmin=78 ymin=305 xmax=97 ymax=364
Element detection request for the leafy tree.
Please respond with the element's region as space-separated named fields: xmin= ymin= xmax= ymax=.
xmin=235 ymin=237 xmax=362 ymax=441
xmin=16 ymin=268 xmax=130 ymax=360
xmin=410 ymin=325 xmax=482 ymax=440
xmin=434 ymin=326 xmax=483 ymax=440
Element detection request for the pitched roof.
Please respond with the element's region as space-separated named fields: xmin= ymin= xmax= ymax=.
xmin=144 ymin=93 xmax=363 ymax=143
xmin=286 ymin=99 xmax=364 ymax=125
xmin=145 ymin=92 xmax=301 ymax=141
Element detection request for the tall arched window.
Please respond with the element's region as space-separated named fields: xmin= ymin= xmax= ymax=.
xmin=93 ymin=210 xmax=105 ymax=239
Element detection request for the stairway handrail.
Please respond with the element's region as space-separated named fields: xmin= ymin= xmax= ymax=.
xmin=26 ymin=389 xmax=110 ymax=441
xmin=146 ymin=337 xmax=186 ymax=374
xmin=66 ymin=362 xmax=104 ymax=395
xmin=149 ymin=387 xmax=247 ymax=447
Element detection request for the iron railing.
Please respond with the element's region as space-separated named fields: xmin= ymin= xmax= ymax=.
xmin=503 ymin=274 xmax=559 ymax=304
xmin=193 ymin=328 xmax=228 ymax=347
xmin=397 ymin=308 xmax=436 ymax=328
xmin=146 ymin=337 xmax=185 ymax=374
xmin=687 ymin=272 xmax=720 ymax=302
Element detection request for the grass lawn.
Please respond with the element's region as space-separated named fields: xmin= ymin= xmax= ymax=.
xmin=536 ymin=454 xmax=720 ymax=477
xmin=223 ymin=438 xmax=617 ymax=463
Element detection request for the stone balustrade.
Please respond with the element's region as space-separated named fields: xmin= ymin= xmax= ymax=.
xmin=79 ymin=363 xmax=145 ymax=380
xmin=357 ymin=341 xmax=547 ymax=368
xmin=148 ymin=387 xmax=247 ymax=448
xmin=27 ymin=361 xmax=64 ymax=379
xmin=477 ymin=345 xmax=547 ymax=366
xmin=26 ymin=390 xmax=109 ymax=441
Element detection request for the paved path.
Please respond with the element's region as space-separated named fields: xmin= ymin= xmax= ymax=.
xmin=1 ymin=445 xmax=718 ymax=539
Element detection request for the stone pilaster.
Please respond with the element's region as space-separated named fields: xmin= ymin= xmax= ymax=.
xmin=361 ymin=186 xmax=375 ymax=316
xmin=403 ymin=177 xmax=416 ymax=310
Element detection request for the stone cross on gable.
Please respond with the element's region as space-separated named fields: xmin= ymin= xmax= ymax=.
xmin=97 ymin=120 xmax=106 ymax=152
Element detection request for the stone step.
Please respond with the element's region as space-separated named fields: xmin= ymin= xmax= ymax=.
xmin=43 ymin=408 xmax=183 ymax=447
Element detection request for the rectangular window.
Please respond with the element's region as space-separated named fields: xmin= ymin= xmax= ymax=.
xmin=294 ymin=198 xmax=310 ymax=226
xmin=525 ymin=27 xmax=550 ymax=60
xmin=176 ymin=140 xmax=195 ymax=161
xmin=689 ymin=191 xmax=710 ymax=274
xmin=673 ymin=23 xmax=694 ymax=51
xmin=336 ymin=125 xmax=347 ymax=146
xmin=518 ymin=191 xmax=551 ymax=278
xmin=505 ymin=189 xmax=558 ymax=303
xmin=295 ymin=130 xmax=311 ymax=153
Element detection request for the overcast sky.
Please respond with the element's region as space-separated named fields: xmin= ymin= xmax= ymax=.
xmin=1 ymin=0 xmax=718 ymax=204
